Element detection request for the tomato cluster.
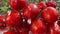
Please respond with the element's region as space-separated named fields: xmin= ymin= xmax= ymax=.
xmin=0 ymin=0 xmax=59 ymax=34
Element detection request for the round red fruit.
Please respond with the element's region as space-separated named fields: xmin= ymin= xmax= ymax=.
xmin=37 ymin=1 xmax=47 ymax=10
xmin=46 ymin=1 xmax=57 ymax=8
xmin=23 ymin=3 xmax=40 ymax=20
xmin=9 ymin=0 xmax=26 ymax=10
xmin=0 ymin=15 xmax=5 ymax=22
xmin=47 ymin=20 xmax=60 ymax=34
xmin=30 ymin=18 xmax=46 ymax=34
xmin=6 ymin=10 xmax=22 ymax=27
xmin=42 ymin=7 xmax=58 ymax=24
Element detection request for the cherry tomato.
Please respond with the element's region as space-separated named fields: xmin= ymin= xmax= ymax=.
xmin=42 ymin=7 xmax=58 ymax=24
xmin=6 ymin=10 xmax=22 ymax=27
xmin=9 ymin=0 xmax=26 ymax=10
xmin=46 ymin=1 xmax=57 ymax=8
xmin=37 ymin=1 xmax=47 ymax=10
xmin=30 ymin=18 xmax=47 ymax=34
xmin=0 ymin=15 xmax=5 ymax=22
xmin=23 ymin=3 xmax=40 ymax=20
xmin=47 ymin=20 xmax=60 ymax=34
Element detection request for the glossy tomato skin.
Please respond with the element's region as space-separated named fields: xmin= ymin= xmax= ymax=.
xmin=0 ymin=15 xmax=5 ymax=22
xmin=37 ymin=1 xmax=47 ymax=10
xmin=18 ymin=0 xmax=27 ymax=9
xmin=42 ymin=7 xmax=58 ymax=24
xmin=30 ymin=18 xmax=47 ymax=34
xmin=9 ymin=0 xmax=26 ymax=10
xmin=4 ymin=30 xmax=19 ymax=34
xmin=6 ymin=10 xmax=22 ymax=27
xmin=23 ymin=3 xmax=40 ymax=20
xmin=46 ymin=1 xmax=57 ymax=8
xmin=47 ymin=20 xmax=60 ymax=34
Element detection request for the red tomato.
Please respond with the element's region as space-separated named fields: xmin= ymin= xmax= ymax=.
xmin=9 ymin=0 xmax=26 ymax=10
xmin=23 ymin=3 xmax=40 ymax=20
xmin=0 ymin=15 xmax=5 ymax=22
xmin=37 ymin=1 xmax=47 ymax=10
xmin=6 ymin=10 xmax=22 ymax=27
xmin=47 ymin=20 xmax=60 ymax=34
xmin=42 ymin=7 xmax=58 ymax=24
xmin=46 ymin=1 xmax=57 ymax=8
xmin=30 ymin=18 xmax=47 ymax=34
